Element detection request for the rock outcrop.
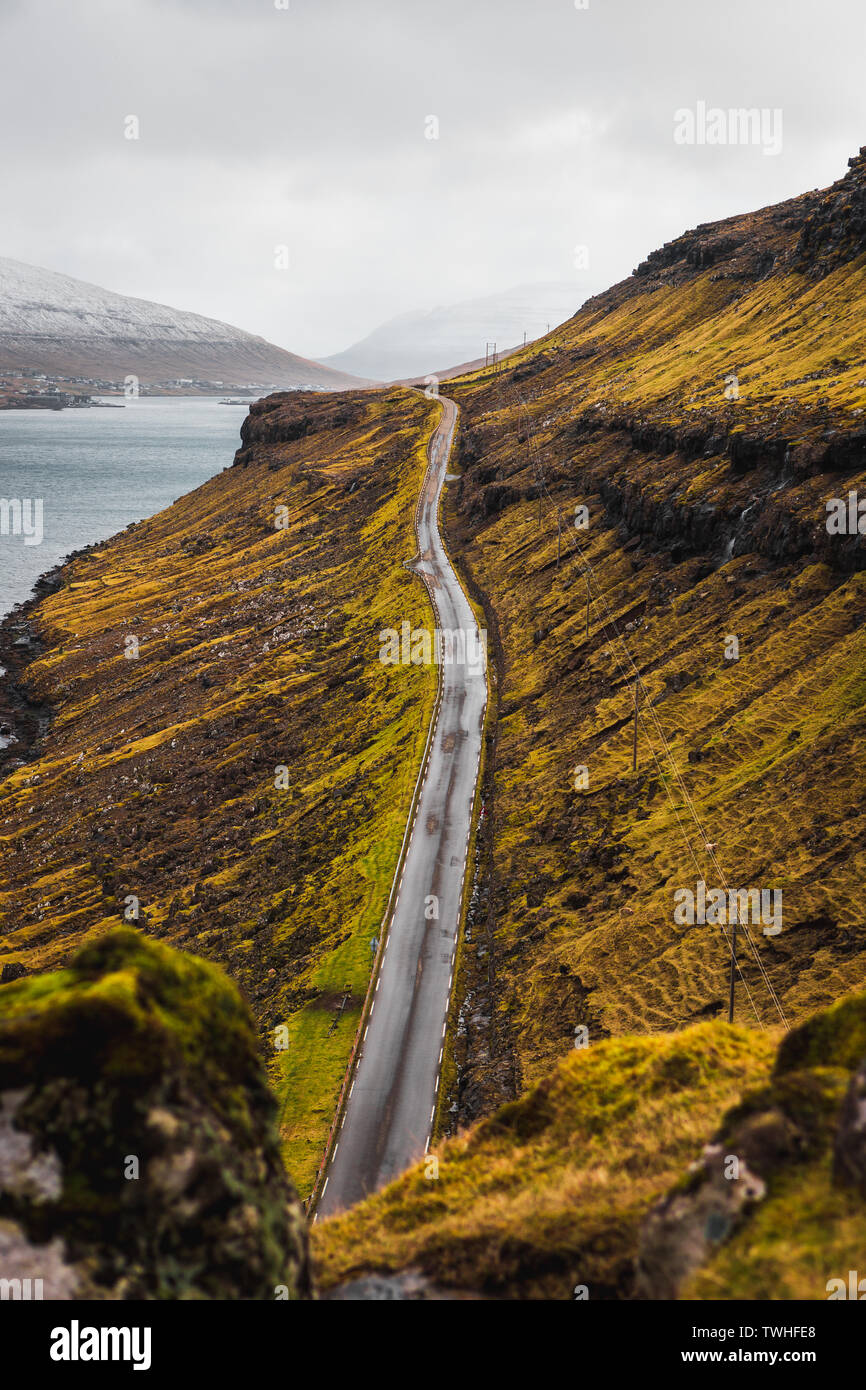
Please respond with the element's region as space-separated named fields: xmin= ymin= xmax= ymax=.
xmin=0 ymin=929 xmax=312 ymax=1299
xmin=636 ymin=994 xmax=866 ymax=1299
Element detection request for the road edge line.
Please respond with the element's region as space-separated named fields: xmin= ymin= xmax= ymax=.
xmin=306 ymin=393 xmax=452 ymax=1218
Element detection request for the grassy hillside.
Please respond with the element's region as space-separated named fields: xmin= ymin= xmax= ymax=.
xmin=4 ymin=149 xmax=866 ymax=1301
xmin=314 ymin=1020 xmax=777 ymax=1298
xmin=313 ymin=986 xmax=866 ymax=1301
xmin=438 ymin=148 xmax=866 ymax=1110
xmin=0 ymin=386 xmax=438 ymax=1197
xmin=312 ymin=149 xmax=866 ymax=1299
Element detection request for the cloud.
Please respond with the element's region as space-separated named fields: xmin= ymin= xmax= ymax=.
xmin=0 ymin=0 xmax=862 ymax=357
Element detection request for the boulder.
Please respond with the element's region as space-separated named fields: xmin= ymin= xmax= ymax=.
xmin=0 ymin=928 xmax=311 ymax=1299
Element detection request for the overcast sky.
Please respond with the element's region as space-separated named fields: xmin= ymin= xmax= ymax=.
xmin=0 ymin=0 xmax=863 ymax=358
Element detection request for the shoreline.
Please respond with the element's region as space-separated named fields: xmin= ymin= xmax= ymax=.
xmin=0 ymin=552 xmax=77 ymax=776
xmin=0 ymin=527 xmax=116 ymax=776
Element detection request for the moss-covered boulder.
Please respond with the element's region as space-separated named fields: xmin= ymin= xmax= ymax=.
xmin=635 ymin=1068 xmax=847 ymax=1298
xmin=637 ymin=987 xmax=866 ymax=1300
xmin=0 ymin=928 xmax=311 ymax=1299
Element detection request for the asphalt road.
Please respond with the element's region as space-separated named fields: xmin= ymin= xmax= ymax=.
xmin=316 ymin=394 xmax=487 ymax=1217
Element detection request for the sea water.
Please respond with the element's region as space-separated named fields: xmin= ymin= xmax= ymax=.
xmin=0 ymin=396 xmax=248 ymax=618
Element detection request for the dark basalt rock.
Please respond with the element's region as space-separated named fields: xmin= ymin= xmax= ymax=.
xmin=795 ymin=146 xmax=866 ymax=275
xmin=233 ymin=390 xmax=366 ymax=467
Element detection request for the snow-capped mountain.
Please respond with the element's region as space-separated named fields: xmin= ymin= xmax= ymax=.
xmin=322 ymin=282 xmax=592 ymax=382
xmin=0 ymin=257 xmax=361 ymax=390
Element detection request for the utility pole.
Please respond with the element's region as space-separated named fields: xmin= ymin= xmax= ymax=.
xmin=523 ymin=330 xmax=527 ymax=346
xmin=632 ymin=678 xmax=640 ymax=772
xmin=728 ymin=917 xmax=738 ymax=1024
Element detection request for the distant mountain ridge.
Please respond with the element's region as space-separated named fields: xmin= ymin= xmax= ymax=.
xmin=322 ymin=282 xmax=589 ymax=382
xmin=0 ymin=257 xmax=362 ymax=390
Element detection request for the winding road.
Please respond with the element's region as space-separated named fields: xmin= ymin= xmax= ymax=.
xmin=316 ymin=394 xmax=487 ymax=1217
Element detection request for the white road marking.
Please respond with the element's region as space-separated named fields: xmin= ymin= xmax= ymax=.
xmin=317 ymin=399 xmax=489 ymax=1214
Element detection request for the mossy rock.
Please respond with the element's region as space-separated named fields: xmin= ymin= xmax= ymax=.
xmin=774 ymin=992 xmax=866 ymax=1077
xmin=637 ymin=990 xmax=866 ymax=1299
xmin=0 ymin=929 xmax=311 ymax=1299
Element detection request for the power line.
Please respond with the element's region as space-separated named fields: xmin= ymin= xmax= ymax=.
xmin=498 ymin=379 xmax=789 ymax=1029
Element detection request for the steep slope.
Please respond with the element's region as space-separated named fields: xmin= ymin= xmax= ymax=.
xmin=323 ymin=283 xmax=585 ymax=382
xmin=312 ymin=151 xmax=866 ymax=1302
xmin=4 ymin=149 xmax=866 ymax=1303
xmin=433 ymin=147 xmax=866 ymax=1123
xmin=0 ymin=387 xmax=438 ymax=1197
xmin=0 ymin=257 xmax=362 ymax=390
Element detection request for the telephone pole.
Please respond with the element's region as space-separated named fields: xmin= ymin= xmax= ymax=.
xmin=728 ymin=917 xmax=738 ymax=1024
